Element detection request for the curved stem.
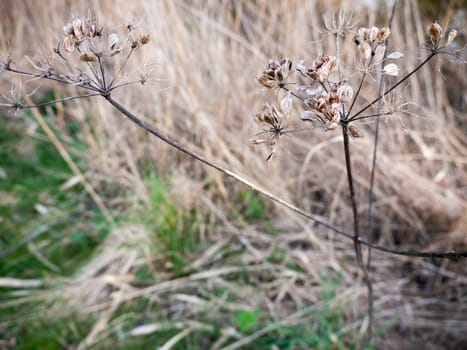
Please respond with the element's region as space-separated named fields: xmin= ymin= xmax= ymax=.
xmin=103 ymin=94 xmax=467 ymax=259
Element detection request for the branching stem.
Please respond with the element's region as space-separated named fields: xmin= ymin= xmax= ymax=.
xmin=348 ymin=52 xmax=436 ymax=122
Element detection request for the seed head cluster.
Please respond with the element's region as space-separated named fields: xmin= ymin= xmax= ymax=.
xmin=251 ymin=19 xmax=463 ymax=161
xmin=51 ymin=14 xmax=152 ymax=93
xmin=251 ymin=22 xmax=401 ymax=159
xmin=425 ymin=21 xmax=459 ymax=49
xmin=256 ymin=58 xmax=293 ymax=90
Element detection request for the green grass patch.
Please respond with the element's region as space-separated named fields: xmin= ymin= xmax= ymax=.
xmin=0 ymin=109 xmax=110 ymax=278
xmin=136 ymin=173 xmax=200 ymax=276
xmin=0 ymin=104 xmax=112 ymax=348
xmin=236 ymin=189 xmax=278 ymax=235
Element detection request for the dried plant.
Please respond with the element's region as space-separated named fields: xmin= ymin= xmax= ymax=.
xmin=251 ymin=6 xmax=465 ymax=345
xmin=1 ymin=6 xmax=466 ymax=348
xmin=0 ymin=12 xmax=151 ymax=112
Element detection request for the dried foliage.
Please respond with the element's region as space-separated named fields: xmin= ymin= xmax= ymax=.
xmin=0 ymin=1 xmax=466 ymax=349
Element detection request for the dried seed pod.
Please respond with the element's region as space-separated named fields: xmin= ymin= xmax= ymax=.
xmin=446 ymin=29 xmax=457 ymax=46
xmin=348 ymin=125 xmax=363 ymax=138
xmin=80 ymin=52 xmax=97 ymax=62
xmin=426 ymin=21 xmax=442 ymax=40
xmin=296 ymin=60 xmax=307 ymax=75
xmin=250 ymin=138 xmax=267 ymax=145
xmin=73 ymin=18 xmax=84 ymax=40
xmin=139 ymin=34 xmax=150 ymax=45
xmin=256 ymin=74 xmax=276 ymax=89
xmin=356 ymin=27 xmax=369 ymax=42
xmin=386 ymin=51 xmax=404 ymax=59
xmin=369 ymin=26 xmax=379 ymax=42
xmin=280 ymin=92 xmax=293 ymax=115
xmin=325 ymin=122 xmax=338 ymax=131
xmin=327 ymin=93 xmax=340 ymax=105
xmin=383 ymin=63 xmax=399 ymax=76
xmin=274 ymin=68 xmax=284 ymax=82
xmin=374 ymin=45 xmax=386 ymax=62
xmin=111 ymin=48 xmax=123 ymax=56
xmin=108 ymin=33 xmax=120 ymax=50
xmin=359 ymin=42 xmax=372 ymax=59
xmin=377 ymin=26 xmax=391 ymax=42
xmin=85 ymin=23 xmax=96 ymax=38
xmin=337 ymin=84 xmax=354 ymax=103
xmin=63 ymin=22 xmax=74 ymax=36
xmin=330 ymin=111 xmax=340 ymax=124
xmin=63 ymin=35 xmax=76 ymax=52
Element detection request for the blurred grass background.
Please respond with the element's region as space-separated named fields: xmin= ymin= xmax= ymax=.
xmin=0 ymin=0 xmax=465 ymax=349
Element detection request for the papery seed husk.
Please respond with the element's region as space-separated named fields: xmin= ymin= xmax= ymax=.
xmin=256 ymin=74 xmax=276 ymax=89
xmin=63 ymin=36 xmax=76 ymax=52
xmin=369 ymin=26 xmax=379 ymax=42
xmin=325 ymin=122 xmax=338 ymax=131
xmin=73 ymin=18 xmax=84 ymax=40
xmin=374 ymin=45 xmax=386 ymax=62
xmin=63 ymin=22 xmax=74 ymax=36
xmin=274 ymin=68 xmax=284 ymax=82
xmin=377 ymin=27 xmax=391 ymax=42
xmin=250 ymin=138 xmax=267 ymax=145
xmin=331 ymin=112 xmax=340 ymax=124
xmin=348 ymin=125 xmax=363 ymax=138
xmin=337 ymin=84 xmax=354 ymax=103
xmin=383 ymin=63 xmax=399 ymax=76
xmin=358 ymin=27 xmax=369 ymax=41
xmin=139 ymin=34 xmax=150 ymax=45
xmin=280 ymin=92 xmax=293 ymax=115
xmin=111 ymin=47 xmax=123 ymax=56
xmin=328 ymin=93 xmax=339 ymax=105
xmin=108 ymin=33 xmax=120 ymax=50
xmin=296 ymin=61 xmax=307 ymax=76
xmin=387 ymin=51 xmax=404 ymax=59
xmin=426 ymin=22 xmax=442 ymax=39
xmin=318 ymin=67 xmax=330 ymax=82
xmin=86 ymin=23 xmax=96 ymax=38
xmin=447 ymin=29 xmax=457 ymax=46
xmin=80 ymin=53 xmax=97 ymax=62
xmin=359 ymin=42 xmax=372 ymax=59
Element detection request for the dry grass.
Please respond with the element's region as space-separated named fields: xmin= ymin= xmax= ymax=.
xmin=0 ymin=0 xmax=466 ymax=349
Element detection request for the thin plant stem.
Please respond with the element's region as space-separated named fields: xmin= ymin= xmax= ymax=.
xmin=341 ymin=123 xmax=372 ymax=344
xmin=97 ymin=55 xmax=106 ymax=90
xmin=2 ymin=87 xmax=465 ymax=260
xmin=98 ymin=95 xmax=467 ymax=260
xmin=55 ymin=46 xmax=102 ymax=89
xmin=348 ymin=52 xmax=436 ymax=122
xmin=0 ymin=92 xmax=101 ymax=110
xmin=350 ymin=111 xmax=393 ymax=122
xmin=367 ymin=1 xmax=398 ymax=271
xmin=108 ymin=48 xmax=135 ymax=88
xmin=5 ymin=66 xmax=100 ymax=92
